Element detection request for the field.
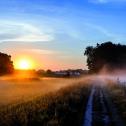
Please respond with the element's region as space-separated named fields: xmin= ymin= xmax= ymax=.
xmin=0 ymin=77 xmax=92 ymax=126
xmin=0 ymin=76 xmax=126 ymax=126
xmin=0 ymin=77 xmax=81 ymax=106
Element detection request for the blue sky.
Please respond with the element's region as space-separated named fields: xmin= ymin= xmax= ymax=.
xmin=0 ymin=0 xmax=126 ymax=70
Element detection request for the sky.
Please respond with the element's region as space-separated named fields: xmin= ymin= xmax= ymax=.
xmin=0 ymin=0 xmax=126 ymax=70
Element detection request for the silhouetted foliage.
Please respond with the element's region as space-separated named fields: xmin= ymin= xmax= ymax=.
xmin=0 ymin=52 xmax=14 ymax=75
xmin=84 ymin=42 xmax=126 ymax=73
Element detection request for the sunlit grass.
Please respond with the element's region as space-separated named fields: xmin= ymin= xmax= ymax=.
xmin=0 ymin=80 xmax=92 ymax=126
xmin=0 ymin=78 xmax=80 ymax=106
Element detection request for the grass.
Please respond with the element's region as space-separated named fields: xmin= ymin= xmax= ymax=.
xmin=106 ymin=81 xmax=126 ymax=124
xmin=0 ymin=80 xmax=92 ymax=126
xmin=0 ymin=78 xmax=79 ymax=106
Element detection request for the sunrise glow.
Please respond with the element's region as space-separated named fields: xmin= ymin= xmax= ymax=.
xmin=14 ymin=58 xmax=35 ymax=70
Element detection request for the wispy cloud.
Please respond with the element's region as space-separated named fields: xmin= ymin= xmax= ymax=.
xmin=25 ymin=48 xmax=56 ymax=55
xmin=5 ymin=34 xmax=53 ymax=42
xmin=89 ymin=0 xmax=126 ymax=4
xmin=0 ymin=21 xmax=53 ymax=43
xmin=89 ymin=0 xmax=107 ymax=3
xmin=83 ymin=22 xmax=126 ymax=43
xmin=85 ymin=23 xmax=114 ymax=37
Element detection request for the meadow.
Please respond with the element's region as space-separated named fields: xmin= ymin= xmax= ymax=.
xmin=0 ymin=77 xmax=79 ymax=106
xmin=0 ymin=77 xmax=92 ymax=126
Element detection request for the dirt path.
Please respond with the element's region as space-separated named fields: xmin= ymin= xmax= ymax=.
xmin=83 ymin=84 xmax=125 ymax=126
xmin=93 ymin=86 xmax=112 ymax=126
xmin=83 ymin=87 xmax=95 ymax=126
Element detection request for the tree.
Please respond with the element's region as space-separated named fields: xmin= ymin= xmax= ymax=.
xmin=84 ymin=42 xmax=126 ymax=73
xmin=0 ymin=52 xmax=14 ymax=75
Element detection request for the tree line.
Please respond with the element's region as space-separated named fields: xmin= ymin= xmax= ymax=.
xmin=84 ymin=41 xmax=126 ymax=73
xmin=0 ymin=52 xmax=14 ymax=75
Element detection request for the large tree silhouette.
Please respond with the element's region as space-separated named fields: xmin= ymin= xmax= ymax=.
xmin=84 ymin=42 xmax=126 ymax=73
xmin=0 ymin=52 xmax=14 ymax=75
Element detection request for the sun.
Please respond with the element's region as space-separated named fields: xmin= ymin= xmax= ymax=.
xmin=19 ymin=60 xmax=30 ymax=70
xmin=14 ymin=58 xmax=35 ymax=70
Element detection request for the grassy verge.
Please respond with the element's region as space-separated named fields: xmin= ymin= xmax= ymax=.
xmin=106 ymin=82 xmax=126 ymax=124
xmin=0 ymin=82 xmax=91 ymax=126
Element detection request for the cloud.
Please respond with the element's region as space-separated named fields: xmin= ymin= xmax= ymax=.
xmin=82 ymin=22 xmax=126 ymax=43
xmin=89 ymin=0 xmax=126 ymax=4
xmin=85 ymin=23 xmax=114 ymax=37
xmin=26 ymin=48 xmax=56 ymax=55
xmin=89 ymin=0 xmax=107 ymax=3
xmin=19 ymin=48 xmax=61 ymax=55
xmin=4 ymin=34 xmax=53 ymax=42
xmin=0 ymin=21 xmax=53 ymax=43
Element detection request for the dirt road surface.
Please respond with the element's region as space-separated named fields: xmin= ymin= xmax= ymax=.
xmin=83 ymin=81 xmax=125 ymax=126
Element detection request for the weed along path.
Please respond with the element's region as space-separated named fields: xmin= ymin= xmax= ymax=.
xmin=102 ymin=87 xmax=125 ymax=126
xmin=83 ymin=82 xmax=125 ymax=126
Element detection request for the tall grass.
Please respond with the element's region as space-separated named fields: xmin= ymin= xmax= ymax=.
xmin=0 ymin=81 xmax=91 ymax=126
xmin=0 ymin=78 xmax=79 ymax=106
xmin=106 ymin=82 xmax=126 ymax=124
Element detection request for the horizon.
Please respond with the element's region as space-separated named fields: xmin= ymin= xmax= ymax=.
xmin=0 ymin=0 xmax=126 ymax=70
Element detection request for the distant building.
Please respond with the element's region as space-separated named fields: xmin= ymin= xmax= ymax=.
xmin=37 ymin=69 xmax=88 ymax=78
xmin=54 ymin=69 xmax=88 ymax=77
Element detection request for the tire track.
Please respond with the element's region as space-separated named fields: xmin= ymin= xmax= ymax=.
xmin=83 ymin=86 xmax=95 ymax=126
xmin=83 ymin=84 xmax=125 ymax=126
